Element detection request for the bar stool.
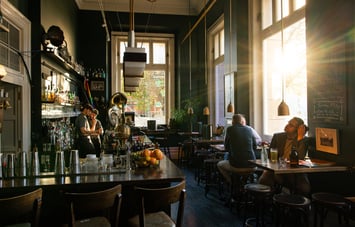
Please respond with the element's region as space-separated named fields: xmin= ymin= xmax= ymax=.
xmin=228 ymin=168 xmax=257 ymax=212
xmin=312 ymin=192 xmax=351 ymax=227
xmin=202 ymin=157 xmax=223 ymax=197
xmin=177 ymin=140 xmax=194 ymax=167
xmin=273 ymin=193 xmax=311 ymax=227
xmin=244 ymin=183 xmax=273 ymax=227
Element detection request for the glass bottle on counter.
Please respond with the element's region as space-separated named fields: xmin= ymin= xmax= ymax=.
xmin=289 ymin=145 xmax=299 ymax=167
xmin=260 ymin=146 xmax=268 ymax=164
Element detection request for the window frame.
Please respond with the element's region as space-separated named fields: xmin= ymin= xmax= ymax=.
xmin=0 ymin=0 xmax=31 ymax=151
xmin=111 ymin=32 xmax=175 ymax=126
xmin=252 ymin=0 xmax=307 ymax=141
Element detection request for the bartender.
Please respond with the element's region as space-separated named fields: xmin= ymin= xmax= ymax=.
xmin=75 ymin=103 xmax=96 ymax=158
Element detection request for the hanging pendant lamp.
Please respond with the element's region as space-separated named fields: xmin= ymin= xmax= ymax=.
xmin=227 ymin=102 xmax=234 ymax=113
xmin=277 ymin=0 xmax=289 ymax=116
xmin=227 ymin=0 xmax=234 ymax=113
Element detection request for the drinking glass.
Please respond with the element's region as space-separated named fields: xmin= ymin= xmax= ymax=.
xmin=279 ymin=157 xmax=287 ymax=168
xmin=270 ymin=148 xmax=278 ymax=162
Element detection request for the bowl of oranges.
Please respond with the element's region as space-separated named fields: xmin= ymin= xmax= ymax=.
xmin=132 ymin=148 xmax=164 ymax=168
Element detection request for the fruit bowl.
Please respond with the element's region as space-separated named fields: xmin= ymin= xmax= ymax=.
xmin=131 ymin=148 xmax=163 ymax=168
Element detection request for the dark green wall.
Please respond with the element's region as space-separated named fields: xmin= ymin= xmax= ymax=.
xmin=306 ymin=0 xmax=355 ymax=194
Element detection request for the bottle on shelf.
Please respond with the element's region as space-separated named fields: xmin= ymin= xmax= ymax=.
xmin=289 ymin=145 xmax=299 ymax=167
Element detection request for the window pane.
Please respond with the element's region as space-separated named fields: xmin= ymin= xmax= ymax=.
xmin=215 ymin=62 xmax=224 ymax=125
xmin=119 ymin=41 xmax=127 ymax=63
xmin=262 ymin=0 xmax=272 ymax=29
xmin=124 ymin=70 xmax=166 ymax=127
xmin=152 ymin=42 xmax=166 ymax=64
xmin=263 ymin=18 xmax=307 ymax=135
xmin=219 ymin=29 xmax=224 ymax=56
xmin=214 ymin=33 xmax=219 ymax=59
xmin=294 ymin=0 xmax=305 ymax=10
xmin=137 ymin=42 xmax=150 ymax=64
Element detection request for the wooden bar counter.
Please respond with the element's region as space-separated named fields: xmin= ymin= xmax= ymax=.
xmin=0 ymin=155 xmax=185 ymax=226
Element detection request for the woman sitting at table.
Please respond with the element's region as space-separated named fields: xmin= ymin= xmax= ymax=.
xmin=217 ymin=114 xmax=257 ymax=185
xmin=258 ymin=117 xmax=310 ymax=195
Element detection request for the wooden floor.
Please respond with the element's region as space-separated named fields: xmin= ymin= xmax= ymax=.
xmin=171 ymin=160 xmax=355 ymax=227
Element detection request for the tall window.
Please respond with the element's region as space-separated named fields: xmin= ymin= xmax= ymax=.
xmin=112 ymin=33 xmax=174 ymax=127
xmin=208 ymin=17 xmax=225 ymax=127
xmin=262 ymin=0 xmax=307 ymax=136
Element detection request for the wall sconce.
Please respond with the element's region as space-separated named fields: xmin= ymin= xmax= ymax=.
xmin=187 ymin=107 xmax=194 ymax=115
xmin=203 ymin=106 xmax=209 ymax=124
xmin=203 ymin=106 xmax=210 ymax=116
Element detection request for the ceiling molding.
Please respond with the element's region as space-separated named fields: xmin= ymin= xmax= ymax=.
xmin=75 ymin=0 xmax=206 ymax=16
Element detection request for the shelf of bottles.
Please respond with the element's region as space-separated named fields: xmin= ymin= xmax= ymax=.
xmin=41 ymin=60 xmax=81 ymax=119
xmin=41 ymin=118 xmax=76 ymax=172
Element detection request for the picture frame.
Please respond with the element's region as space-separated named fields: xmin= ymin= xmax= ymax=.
xmin=90 ymin=81 xmax=105 ymax=91
xmin=315 ymin=127 xmax=339 ymax=155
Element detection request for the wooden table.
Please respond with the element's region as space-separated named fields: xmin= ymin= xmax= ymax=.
xmin=177 ymin=131 xmax=200 ymax=137
xmin=0 ymin=154 xmax=184 ymax=226
xmin=249 ymin=159 xmax=349 ymax=174
xmin=192 ymin=136 xmax=224 ymax=145
xmin=210 ymin=144 xmax=225 ymax=152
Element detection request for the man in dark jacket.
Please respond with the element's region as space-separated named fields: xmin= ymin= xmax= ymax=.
xmin=258 ymin=117 xmax=310 ymax=195
xmin=217 ymin=114 xmax=257 ymax=184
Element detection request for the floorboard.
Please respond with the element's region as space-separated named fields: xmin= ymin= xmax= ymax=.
xmin=173 ymin=163 xmax=355 ymax=227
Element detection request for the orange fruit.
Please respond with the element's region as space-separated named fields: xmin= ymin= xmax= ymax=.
xmin=143 ymin=149 xmax=152 ymax=157
xmin=153 ymin=149 xmax=163 ymax=160
xmin=149 ymin=157 xmax=157 ymax=165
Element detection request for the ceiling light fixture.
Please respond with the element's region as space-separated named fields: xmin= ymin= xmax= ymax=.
xmin=123 ymin=0 xmax=147 ymax=92
xmin=277 ymin=0 xmax=290 ymax=116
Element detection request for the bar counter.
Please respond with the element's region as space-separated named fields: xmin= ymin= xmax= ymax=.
xmin=0 ymin=155 xmax=185 ymax=226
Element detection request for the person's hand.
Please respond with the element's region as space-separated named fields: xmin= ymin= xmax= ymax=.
xmin=297 ymin=124 xmax=306 ymax=141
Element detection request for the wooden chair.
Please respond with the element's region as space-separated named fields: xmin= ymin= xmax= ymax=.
xmin=64 ymin=184 xmax=122 ymax=227
xmin=128 ymin=180 xmax=186 ymax=227
xmin=0 ymin=188 xmax=42 ymax=227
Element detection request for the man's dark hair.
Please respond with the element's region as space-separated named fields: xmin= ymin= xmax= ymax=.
xmin=82 ymin=103 xmax=93 ymax=111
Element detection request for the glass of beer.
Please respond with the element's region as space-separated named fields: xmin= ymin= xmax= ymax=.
xmin=270 ymin=148 xmax=278 ymax=162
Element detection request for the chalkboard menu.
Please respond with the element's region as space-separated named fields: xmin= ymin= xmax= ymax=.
xmin=311 ymin=51 xmax=347 ymax=124
xmin=312 ymin=97 xmax=345 ymax=123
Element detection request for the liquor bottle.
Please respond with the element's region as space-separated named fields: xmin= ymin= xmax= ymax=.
xmin=289 ymin=146 xmax=299 ymax=167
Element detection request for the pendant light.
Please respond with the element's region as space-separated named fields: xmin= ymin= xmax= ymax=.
xmin=227 ymin=0 xmax=234 ymax=113
xmin=277 ymin=0 xmax=290 ymax=116
xmin=187 ymin=0 xmax=193 ymax=116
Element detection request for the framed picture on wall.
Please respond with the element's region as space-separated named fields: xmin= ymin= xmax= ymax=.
xmin=315 ymin=127 xmax=339 ymax=155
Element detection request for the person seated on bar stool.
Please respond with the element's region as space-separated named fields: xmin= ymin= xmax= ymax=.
xmin=217 ymin=114 xmax=257 ymax=203
xmin=258 ymin=117 xmax=310 ymax=196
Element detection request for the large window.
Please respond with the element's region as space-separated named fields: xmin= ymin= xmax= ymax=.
xmin=261 ymin=0 xmax=307 ymax=136
xmin=112 ymin=33 xmax=174 ymax=127
xmin=208 ymin=17 xmax=225 ymax=128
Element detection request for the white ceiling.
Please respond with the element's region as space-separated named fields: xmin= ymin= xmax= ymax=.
xmin=75 ymin=0 xmax=207 ymax=16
